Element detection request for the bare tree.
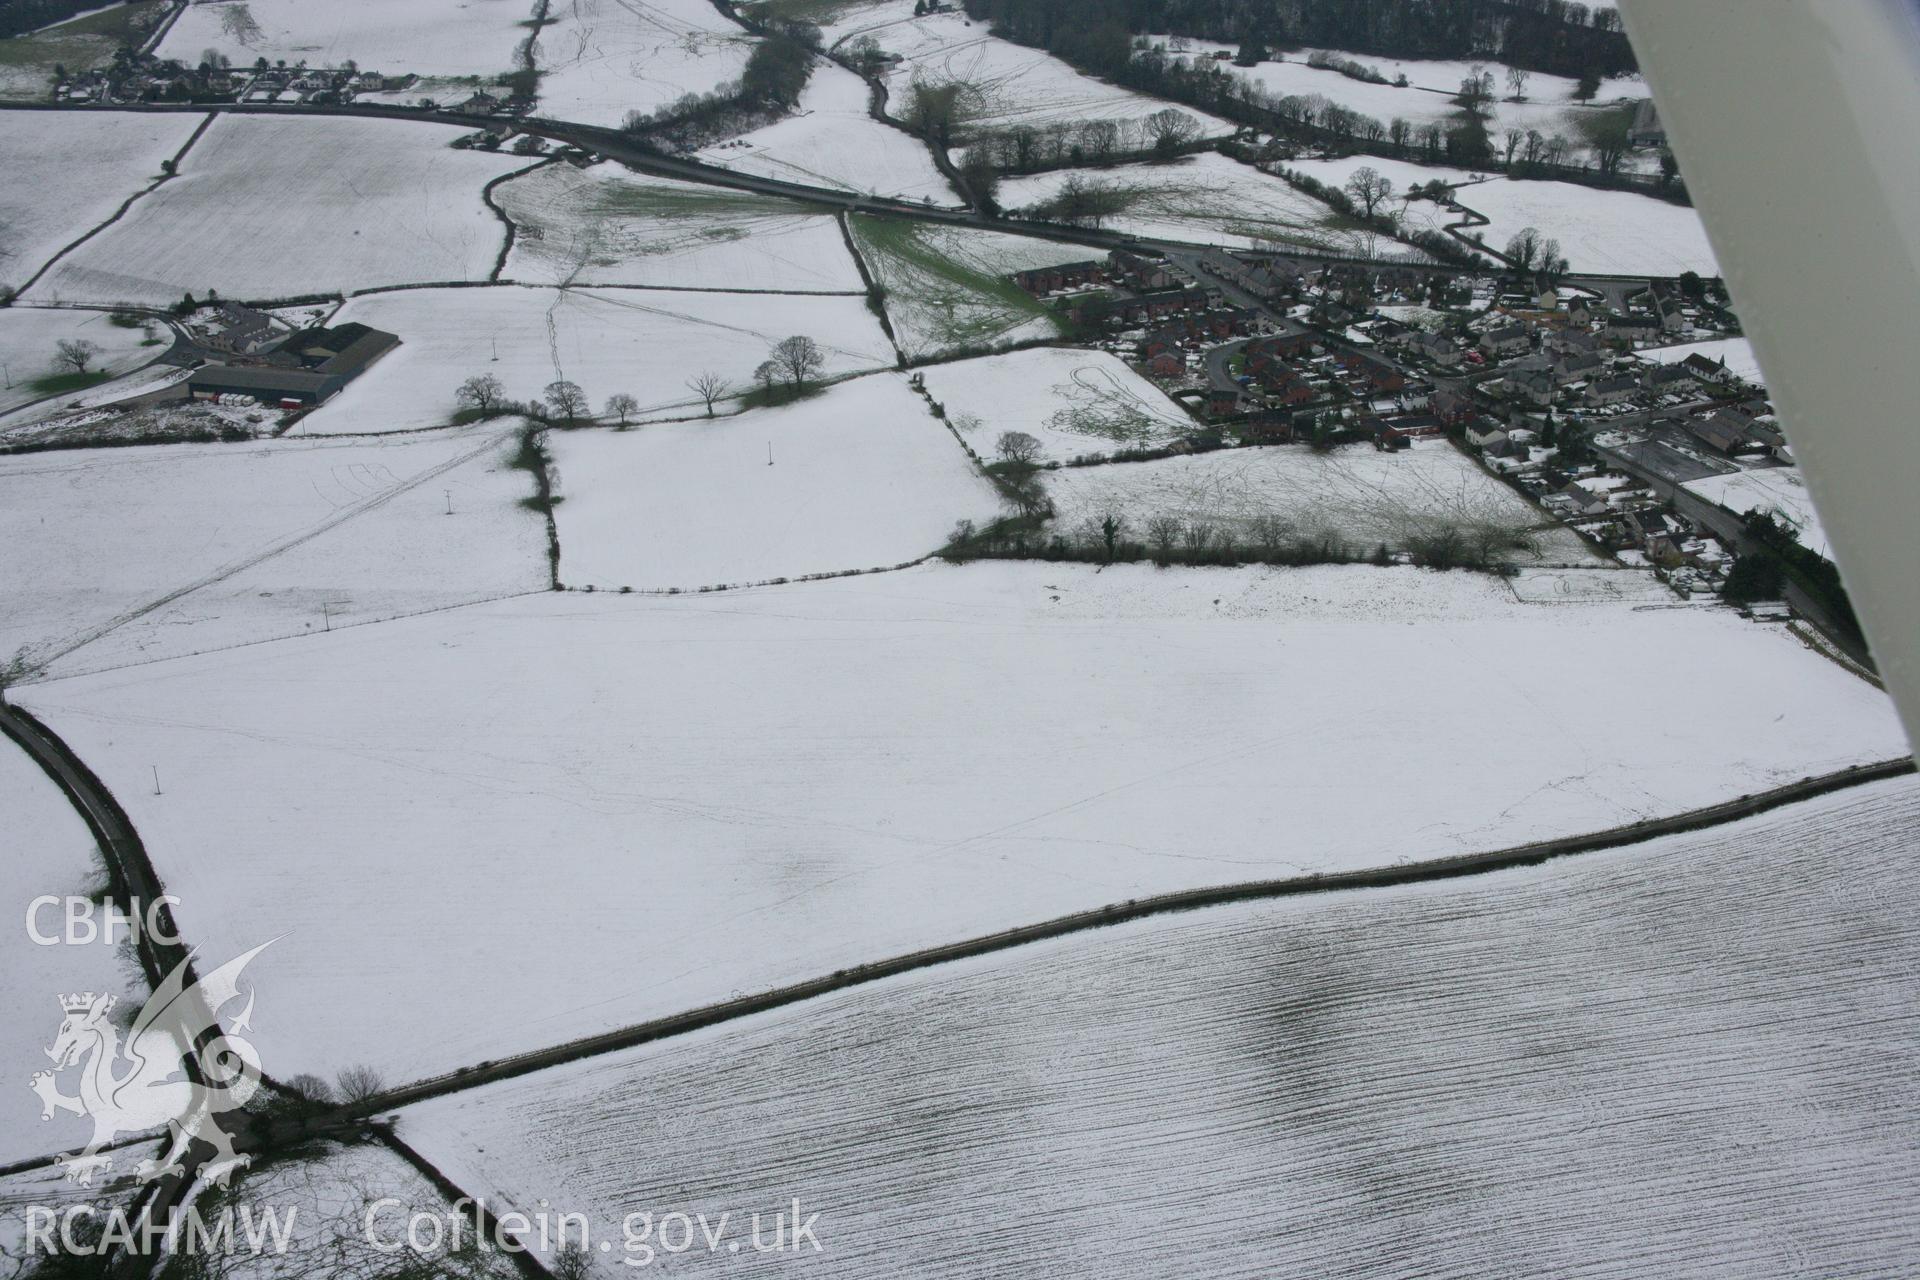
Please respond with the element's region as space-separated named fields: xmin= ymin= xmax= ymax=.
xmin=1145 ymin=108 xmax=1201 ymax=157
xmin=605 ymin=392 xmax=638 ymax=426
xmin=753 ymin=360 xmax=781 ymax=392
xmin=1505 ymin=66 xmax=1530 ymax=100
xmin=1145 ymin=514 xmax=1183 ymax=562
xmin=1502 ymin=127 xmax=1525 ymax=168
xmin=1388 ymin=116 xmax=1410 ymax=153
xmin=1343 ymin=166 xmax=1393 ymax=219
xmin=995 ymin=430 xmax=1043 ymax=469
xmin=336 ymin=1064 xmax=385 ymax=1105
xmin=552 ymin=1243 xmax=593 ymax=1280
xmin=1456 ymin=66 xmax=1495 ymax=116
xmin=770 ymin=335 xmax=824 ymax=387
xmin=687 ymin=370 xmax=728 ymax=415
xmin=544 ymin=379 xmax=586 ymax=424
xmin=55 ymin=338 xmax=98 ymax=374
xmin=454 ymin=373 xmax=505 ymax=417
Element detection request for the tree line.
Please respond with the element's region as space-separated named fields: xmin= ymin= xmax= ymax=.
xmin=956 ymin=0 xmax=1634 ymax=81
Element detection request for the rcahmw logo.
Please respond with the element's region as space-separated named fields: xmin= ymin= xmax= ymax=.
xmin=28 ymin=935 xmax=277 ymax=1187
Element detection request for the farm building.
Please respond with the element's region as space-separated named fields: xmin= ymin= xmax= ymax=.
xmin=189 ymin=322 xmax=400 ymax=407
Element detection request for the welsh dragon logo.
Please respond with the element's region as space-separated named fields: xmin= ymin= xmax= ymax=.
xmin=30 ymin=941 xmax=275 ymax=1187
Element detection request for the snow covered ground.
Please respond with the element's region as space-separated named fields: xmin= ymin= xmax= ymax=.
xmin=16 ymin=563 xmax=1906 ymax=1083
xmin=1643 ymin=336 xmax=1764 ymax=385
xmin=157 ymin=0 xmax=527 ymax=78
xmin=1455 ymin=177 xmax=1718 ymax=275
xmin=496 ymin=162 xmax=866 ymax=293
xmin=296 ymin=285 xmax=895 ymax=434
xmin=1686 ymin=466 xmax=1832 ymax=561
xmin=1153 ymin=39 xmax=1647 ymax=143
xmin=0 ymin=426 xmax=543 ymax=679
xmin=0 ymin=110 xmax=205 ymax=288
xmin=0 ymin=308 xmax=165 ymax=418
xmin=27 ymin=116 xmax=521 ymax=307
xmin=536 ymin=0 xmax=755 ymax=128
xmin=1043 ymin=439 xmax=1603 ymax=565
xmin=846 ymin=218 xmax=1085 ymax=358
xmin=695 ymin=59 xmax=957 ymax=205
xmin=1000 ymin=153 xmax=1420 ymax=258
xmin=823 ymin=1 xmax=1234 ymax=139
xmin=549 ymin=374 xmax=996 ymax=589
xmin=0 ymin=736 xmax=154 ymax=1167
xmin=1282 ymin=154 xmax=1715 ymax=274
xmin=397 ymin=774 xmax=1920 ymax=1279
xmin=917 ymin=346 xmax=1192 ymax=464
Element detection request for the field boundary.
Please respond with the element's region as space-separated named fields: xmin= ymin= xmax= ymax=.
xmin=347 ymin=755 xmax=1915 ymax=1116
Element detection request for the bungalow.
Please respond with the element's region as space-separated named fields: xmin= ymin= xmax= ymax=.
xmin=1479 ymin=324 xmax=1531 ymax=359
xmin=1585 ymin=375 xmax=1640 ymax=407
xmin=459 ymin=91 xmax=505 ymax=115
xmin=1551 ymin=482 xmax=1612 ymax=518
xmin=1377 ymin=413 xmax=1445 ymax=443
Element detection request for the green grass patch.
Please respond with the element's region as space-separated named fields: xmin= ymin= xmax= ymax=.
xmin=25 ymin=369 xmax=113 ymax=396
xmin=849 ymin=214 xmax=1063 ymax=350
xmin=0 ymin=1 xmax=166 ymax=95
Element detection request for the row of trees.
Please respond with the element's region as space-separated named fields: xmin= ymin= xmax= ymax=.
xmin=621 ymin=26 xmax=818 ymax=150
xmin=959 ymin=107 xmax=1205 ymax=175
xmin=451 ymin=337 xmax=825 ymax=427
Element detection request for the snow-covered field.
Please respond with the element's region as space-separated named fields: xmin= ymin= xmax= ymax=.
xmin=297 ymin=285 xmax=895 ymax=434
xmin=918 ymin=346 xmax=1192 ymax=464
xmin=1686 ymin=466 xmax=1832 ymax=561
xmin=0 ymin=308 xmax=165 ymax=418
xmin=1000 ymin=153 xmax=1417 ymax=257
xmin=157 ymin=0 xmax=526 ymax=79
xmin=1455 ymin=177 xmax=1718 ymax=275
xmin=1644 ymin=336 xmax=1764 ymax=385
xmin=16 ymin=562 xmax=1906 ymax=1083
xmin=536 ymin=0 xmax=755 ymax=128
xmin=1044 ymin=439 xmax=1603 ymax=564
xmin=0 ymin=737 xmax=153 ymax=1166
xmin=846 ymin=217 xmax=1085 ymax=358
xmin=825 ymin=1 xmax=1234 ymax=139
xmin=0 ymin=426 xmax=542 ymax=679
xmin=397 ymin=774 xmax=1920 ymax=1279
xmin=0 ymin=110 xmax=204 ymax=288
xmin=496 ymin=162 xmax=866 ymax=292
xmin=27 ymin=116 xmax=521 ymax=306
xmin=695 ymin=59 xmax=957 ymax=205
xmin=1282 ymin=154 xmax=1715 ymax=274
xmin=550 ymin=374 xmax=996 ymax=589
xmin=1156 ymin=40 xmax=1647 ymax=143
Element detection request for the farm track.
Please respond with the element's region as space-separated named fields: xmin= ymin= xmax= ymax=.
xmin=17 ymin=430 xmax=512 ymax=675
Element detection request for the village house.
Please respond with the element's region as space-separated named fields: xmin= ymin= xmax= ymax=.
xmin=1555 ymin=350 xmax=1605 ymax=384
xmin=1415 ymin=331 xmax=1464 ymax=367
xmin=1643 ymin=363 xmax=1698 ymax=395
xmin=1465 ymin=420 xmax=1510 ymax=450
xmin=1585 ymin=375 xmax=1641 ymax=407
xmin=1686 ymin=411 xmax=1754 ymax=454
xmin=1427 ymin=388 xmax=1478 ymax=427
xmin=1014 ymin=261 xmax=1105 ymax=295
xmin=1479 ymin=324 xmax=1532 ymax=359
xmin=1507 ymin=363 xmax=1558 ymax=407
xmin=1681 ymin=352 xmax=1737 ymax=385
